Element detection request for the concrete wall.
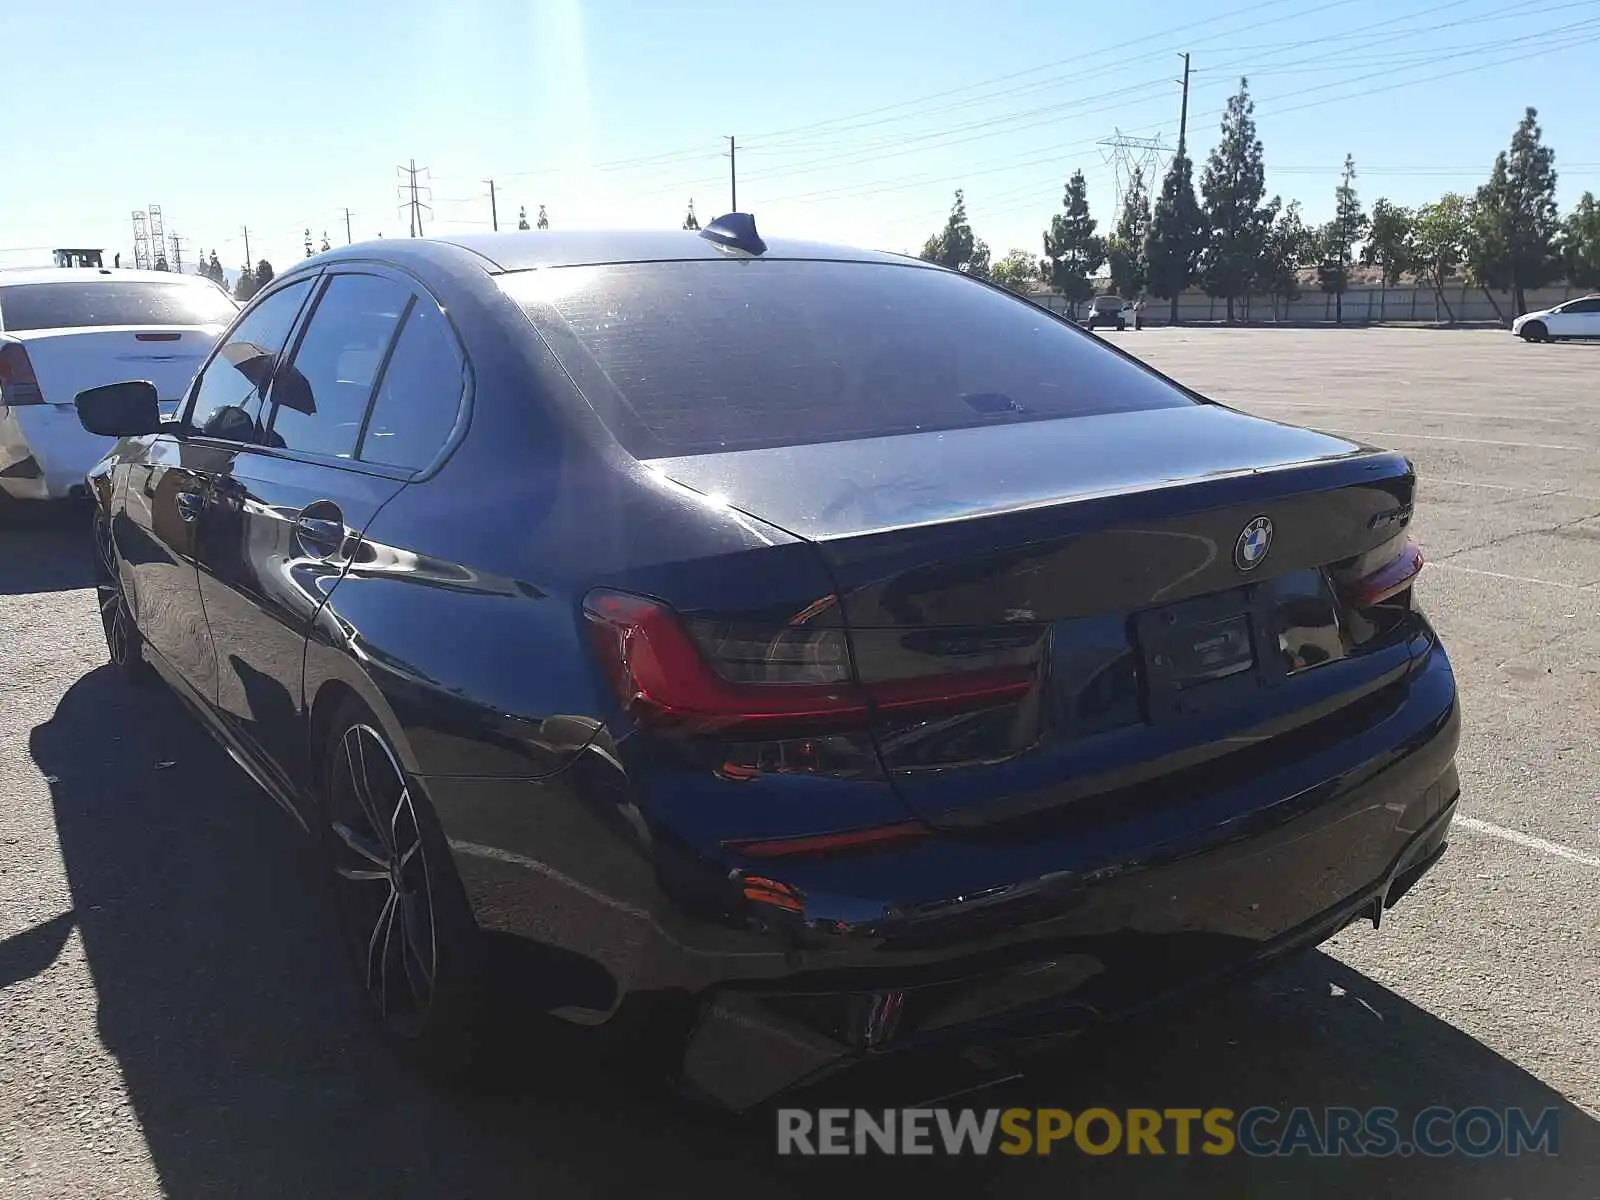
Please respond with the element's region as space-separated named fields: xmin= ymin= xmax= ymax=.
xmin=1032 ymin=284 xmax=1586 ymax=326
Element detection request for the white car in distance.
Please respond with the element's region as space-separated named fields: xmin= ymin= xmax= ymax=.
xmin=0 ymin=268 xmax=237 ymax=504
xmin=1511 ymin=294 xmax=1600 ymax=343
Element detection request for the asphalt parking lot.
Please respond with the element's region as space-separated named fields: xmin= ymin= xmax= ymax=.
xmin=1 ymin=327 xmax=1596 ymax=1198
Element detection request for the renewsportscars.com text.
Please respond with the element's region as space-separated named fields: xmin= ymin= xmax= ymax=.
xmin=776 ymin=1106 xmax=1561 ymax=1158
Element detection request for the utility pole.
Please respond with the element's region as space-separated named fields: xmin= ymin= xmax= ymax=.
xmin=344 ymin=208 xmax=353 ymax=244
xmin=242 ymin=225 xmax=252 ymax=267
xmin=1176 ymin=52 xmax=1192 ymax=160
xmin=397 ymin=160 xmax=432 ymax=237
xmin=410 ymin=159 xmax=419 ymax=236
xmin=486 ymin=179 xmax=498 ymax=231
xmin=726 ymin=135 xmax=737 ymax=212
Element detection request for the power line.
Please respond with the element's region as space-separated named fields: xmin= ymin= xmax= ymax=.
xmin=1212 ymin=0 xmax=1558 ymax=55
xmin=743 ymin=0 xmax=1342 ymax=152
xmin=739 ymin=7 xmax=1569 ymax=196
xmin=469 ymin=0 xmax=1366 ymax=187
xmin=734 ymin=73 xmax=1173 ymax=188
xmin=730 ymin=2 xmax=1584 ymax=204
xmin=1201 ymin=0 xmax=1568 ymax=79
xmin=749 ymin=19 xmax=1600 ymax=213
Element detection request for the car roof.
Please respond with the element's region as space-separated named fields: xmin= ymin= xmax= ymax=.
xmin=309 ymin=228 xmax=926 ymax=274
xmin=0 ymin=267 xmax=223 ymax=288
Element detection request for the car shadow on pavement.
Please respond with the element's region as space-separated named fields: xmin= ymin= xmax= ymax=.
xmin=30 ymin=667 xmax=1600 ymax=1200
xmin=0 ymin=503 xmax=95 ymax=595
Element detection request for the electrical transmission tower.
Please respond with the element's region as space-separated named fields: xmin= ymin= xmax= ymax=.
xmin=1097 ymin=129 xmax=1173 ymax=214
xmin=131 ymin=211 xmax=151 ymax=271
xmin=396 ymin=161 xmax=433 ymax=237
xmin=170 ymin=233 xmax=183 ymax=274
xmin=148 ymin=205 xmax=167 ymax=269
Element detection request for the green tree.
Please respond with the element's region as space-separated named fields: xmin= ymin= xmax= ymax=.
xmin=965 ymin=239 xmax=992 ymax=280
xmin=1199 ymin=78 xmax=1272 ymax=321
xmin=1317 ymin=154 xmax=1368 ymax=325
xmin=517 ymin=206 xmax=530 ymax=231
xmin=1467 ymin=171 xmax=1513 ymax=324
xmin=320 ymin=231 xmax=332 ymax=253
xmin=255 ymin=259 xmax=275 ymax=289
xmin=153 ymin=255 xmax=169 ymax=272
xmin=1362 ymin=198 xmax=1416 ymax=319
xmin=683 ymin=199 xmax=700 ymax=231
xmin=1413 ymin=192 xmax=1470 ymax=322
xmin=210 ymin=252 xmax=225 ymax=284
xmin=1145 ymin=152 xmax=1205 ymax=323
xmin=1474 ymin=107 xmax=1562 ymax=315
xmin=1362 ymin=200 xmax=1415 ymax=285
xmin=1256 ymin=198 xmax=1308 ymax=320
xmin=1562 ymin=191 xmax=1600 ymax=288
xmin=922 ymin=189 xmax=978 ymax=271
xmin=234 ymin=264 xmax=256 ymax=301
xmin=536 ymin=205 xmax=549 ymax=230
xmin=304 ymin=229 xmax=314 ymax=258
xmin=1106 ymin=168 xmax=1151 ymax=300
xmin=990 ymin=248 xmax=1041 ymax=293
xmin=1041 ymin=171 xmax=1105 ymax=313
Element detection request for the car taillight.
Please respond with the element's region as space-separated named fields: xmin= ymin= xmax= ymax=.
xmin=0 ymin=342 xmax=44 ymax=405
xmin=582 ymin=589 xmax=1035 ymax=738
xmin=1334 ymin=534 xmax=1424 ymax=608
xmin=1330 ymin=532 xmax=1425 ymax=647
xmin=1347 ymin=535 xmax=1424 ymax=607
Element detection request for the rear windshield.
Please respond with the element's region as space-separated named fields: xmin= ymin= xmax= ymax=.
xmin=504 ymin=259 xmax=1194 ymax=457
xmin=0 ymin=280 xmax=238 ymax=332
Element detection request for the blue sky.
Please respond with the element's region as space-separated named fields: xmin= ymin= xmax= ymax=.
xmin=2 ymin=0 xmax=1597 ymax=273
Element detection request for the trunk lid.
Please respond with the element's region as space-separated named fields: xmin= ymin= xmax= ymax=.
xmin=647 ymin=406 xmax=1421 ymax=825
xmin=11 ymin=325 xmax=220 ymax=413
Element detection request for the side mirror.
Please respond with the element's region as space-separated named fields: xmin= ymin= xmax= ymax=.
xmin=75 ymin=381 xmax=162 ymax=437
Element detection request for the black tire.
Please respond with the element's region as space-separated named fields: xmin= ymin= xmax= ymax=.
xmin=93 ymin=514 xmax=151 ymax=683
xmin=1521 ymin=320 xmax=1548 ymax=343
xmin=318 ymin=698 xmax=490 ymax=1079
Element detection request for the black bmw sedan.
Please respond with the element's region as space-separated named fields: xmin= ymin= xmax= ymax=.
xmin=74 ymin=215 xmax=1460 ymax=1111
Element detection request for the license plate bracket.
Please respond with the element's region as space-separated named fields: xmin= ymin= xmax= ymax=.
xmin=1136 ymin=586 xmax=1283 ymax=722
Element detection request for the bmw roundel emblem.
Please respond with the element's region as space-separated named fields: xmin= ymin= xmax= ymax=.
xmin=1234 ymin=516 xmax=1273 ymax=572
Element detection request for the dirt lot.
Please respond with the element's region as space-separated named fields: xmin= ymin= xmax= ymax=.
xmin=0 ymin=328 xmax=1596 ymax=1197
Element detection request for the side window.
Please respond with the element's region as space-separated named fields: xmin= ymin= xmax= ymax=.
xmin=359 ymin=298 xmax=466 ymax=471
xmin=186 ymin=279 xmax=313 ymax=443
xmin=1570 ymin=298 xmax=1600 ymax=313
xmin=267 ymin=273 xmax=409 ymax=459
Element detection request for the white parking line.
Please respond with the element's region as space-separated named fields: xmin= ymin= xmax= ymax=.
xmin=1455 ymin=816 xmax=1600 ymax=869
xmin=1420 ymin=478 xmax=1600 ymax=503
xmin=1317 ymin=428 xmax=1589 ymax=452
xmin=1426 ymin=562 xmax=1598 ymax=590
xmin=1243 ymin=400 xmax=1579 ymax=426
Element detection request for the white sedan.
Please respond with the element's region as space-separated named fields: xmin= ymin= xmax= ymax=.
xmin=0 ymin=268 xmax=237 ymax=503
xmin=1511 ymin=294 xmax=1600 ymax=342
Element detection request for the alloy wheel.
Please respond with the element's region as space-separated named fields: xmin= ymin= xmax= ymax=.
xmin=95 ymin=519 xmax=135 ymax=668
xmin=327 ymin=723 xmax=438 ymax=1039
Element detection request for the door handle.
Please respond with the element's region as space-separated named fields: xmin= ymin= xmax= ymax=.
xmin=175 ymin=491 xmax=204 ymax=522
xmin=293 ymin=511 xmax=348 ymax=558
